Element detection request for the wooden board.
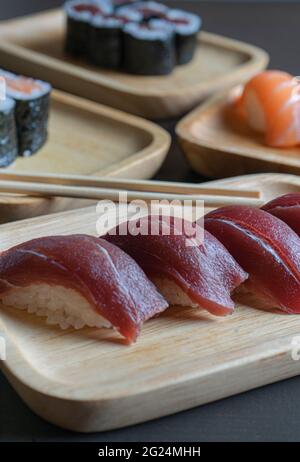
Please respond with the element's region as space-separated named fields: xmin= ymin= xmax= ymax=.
xmin=2 ymin=172 xmax=300 ymax=433
xmin=0 ymin=9 xmax=269 ymax=119
xmin=0 ymin=90 xmax=170 ymax=224
xmin=176 ymin=86 xmax=300 ymax=179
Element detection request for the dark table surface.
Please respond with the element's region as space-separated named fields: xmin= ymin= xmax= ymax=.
xmin=1 ymin=0 xmax=300 ymax=442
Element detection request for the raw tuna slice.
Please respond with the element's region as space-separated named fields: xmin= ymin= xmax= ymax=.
xmin=0 ymin=234 xmax=168 ymax=342
xmin=104 ymin=215 xmax=248 ymax=316
xmin=262 ymin=193 xmax=300 ymax=237
xmin=205 ymin=206 xmax=300 ymax=313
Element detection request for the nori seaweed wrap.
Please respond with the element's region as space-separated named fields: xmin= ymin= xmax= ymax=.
xmin=160 ymin=9 xmax=201 ymax=65
xmin=118 ymin=1 xmax=168 ymax=21
xmin=0 ymin=70 xmax=52 ymax=157
xmin=0 ymin=98 xmax=18 ymax=167
xmin=112 ymin=0 xmax=140 ymax=10
xmin=65 ymin=0 xmax=112 ymax=57
xmin=64 ymin=1 xmax=201 ymax=75
xmin=89 ymin=9 xmax=141 ymax=69
xmin=123 ymin=21 xmax=175 ymax=75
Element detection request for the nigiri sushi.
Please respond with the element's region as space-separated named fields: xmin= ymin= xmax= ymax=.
xmin=204 ymin=206 xmax=300 ymax=313
xmin=104 ymin=215 xmax=248 ymax=316
xmin=262 ymin=193 xmax=300 ymax=236
xmin=0 ymin=235 xmax=168 ymax=342
xmin=238 ymin=70 xmax=300 ymax=148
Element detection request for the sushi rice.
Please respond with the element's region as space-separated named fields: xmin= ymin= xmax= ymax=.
xmin=151 ymin=277 xmax=199 ymax=308
xmin=0 ymin=97 xmax=18 ymax=167
xmin=1 ymin=284 xmax=112 ymax=330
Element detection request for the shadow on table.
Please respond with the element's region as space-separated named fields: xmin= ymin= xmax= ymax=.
xmin=1 ymin=370 xmax=300 ymax=442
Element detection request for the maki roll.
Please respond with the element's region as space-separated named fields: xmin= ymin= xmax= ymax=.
xmin=0 ymin=69 xmax=52 ymax=157
xmin=65 ymin=0 xmax=112 ymax=57
xmin=0 ymin=98 xmax=18 ymax=167
xmin=89 ymin=9 xmax=141 ymax=69
xmin=118 ymin=1 xmax=168 ymax=21
xmin=112 ymin=0 xmax=140 ymax=9
xmin=63 ymin=1 xmax=201 ymax=74
xmin=123 ymin=21 xmax=176 ymax=75
xmin=154 ymin=9 xmax=201 ymax=65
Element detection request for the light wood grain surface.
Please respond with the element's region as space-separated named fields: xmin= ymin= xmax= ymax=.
xmin=0 ymin=9 xmax=269 ymax=118
xmin=1 ymin=173 xmax=300 ymax=432
xmin=0 ymin=90 xmax=170 ymax=223
xmin=176 ymin=86 xmax=300 ymax=178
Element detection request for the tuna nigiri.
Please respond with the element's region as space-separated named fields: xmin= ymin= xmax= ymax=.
xmin=104 ymin=215 xmax=248 ymax=316
xmin=0 ymin=235 xmax=168 ymax=342
xmin=238 ymin=70 xmax=300 ymax=148
xmin=204 ymin=206 xmax=300 ymax=313
xmin=262 ymin=193 xmax=300 ymax=236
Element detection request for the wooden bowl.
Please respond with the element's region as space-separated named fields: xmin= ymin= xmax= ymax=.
xmin=176 ymin=87 xmax=300 ymax=179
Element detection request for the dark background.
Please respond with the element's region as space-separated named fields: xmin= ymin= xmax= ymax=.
xmin=1 ymin=0 xmax=300 ymax=442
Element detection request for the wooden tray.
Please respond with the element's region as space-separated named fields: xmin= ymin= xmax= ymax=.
xmin=1 ymin=172 xmax=300 ymax=433
xmin=0 ymin=9 xmax=269 ymax=119
xmin=176 ymin=87 xmax=300 ymax=179
xmin=0 ymin=90 xmax=170 ymax=224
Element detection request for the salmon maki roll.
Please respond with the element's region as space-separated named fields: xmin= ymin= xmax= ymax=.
xmin=104 ymin=215 xmax=248 ymax=316
xmin=205 ymin=206 xmax=300 ymax=313
xmin=239 ymin=70 xmax=300 ymax=148
xmin=0 ymin=235 xmax=168 ymax=342
xmin=0 ymin=97 xmax=18 ymax=167
xmin=0 ymin=69 xmax=51 ymax=157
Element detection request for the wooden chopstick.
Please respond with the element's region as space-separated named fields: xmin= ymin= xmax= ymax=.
xmin=0 ymin=179 xmax=264 ymax=207
xmin=0 ymin=171 xmax=261 ymax=199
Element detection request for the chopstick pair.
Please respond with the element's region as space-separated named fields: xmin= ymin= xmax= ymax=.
xmin=0 ymin=171 xmax=264 ymax=207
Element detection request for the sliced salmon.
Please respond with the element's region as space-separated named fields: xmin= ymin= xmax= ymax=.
xmin=240 ymin=70 xmax=300 ymax=147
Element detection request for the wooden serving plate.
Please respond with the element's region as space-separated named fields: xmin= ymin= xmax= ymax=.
xmin=1 ymin=172 xmax=300 ymax=433
xmin=0 ymin=9 xmax=269 ymax=119
xmin=176 ymin=87 xmax=300 ymax=179
xmin=0 ymin=90 xmax=170 ymax=224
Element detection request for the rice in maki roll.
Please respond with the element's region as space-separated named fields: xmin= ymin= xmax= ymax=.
xmin=123 ymin=21 xmax=175 ymax=75
xmin=159 ymin=9 xmax=201 ymax=65
xmin=0 ymin=70 xmax=52 ymax=157
xmin=65 ymin=0 xmax=112 ymax=57
xmin=0 ymin=98 xmax=18 ymax=167
xmin=89 ymin=9 xmax=141 ymax=69
xmin=118 ymin=1 xmax=168 ymax=22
